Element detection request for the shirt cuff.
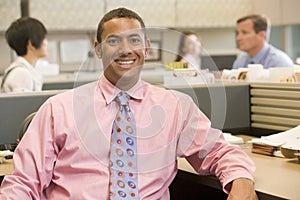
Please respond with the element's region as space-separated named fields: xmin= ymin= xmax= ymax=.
xmin=221 ymin=171 xmax=255 ymax=194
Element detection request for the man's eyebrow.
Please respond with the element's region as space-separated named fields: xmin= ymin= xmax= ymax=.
xmin=106 ymin=34 xmax=120 ymax=39
xmin=103 ymin=33 xmax=144 ymax=43
xmin=128 ymin=33 xmax=142 ymax=38
xmin=105 ymin=33 xmax=141 ymax=39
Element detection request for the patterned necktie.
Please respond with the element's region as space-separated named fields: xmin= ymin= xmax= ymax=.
xmin=109 ymin=92 xmax=139 ymax=199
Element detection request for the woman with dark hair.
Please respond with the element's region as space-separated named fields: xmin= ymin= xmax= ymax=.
xmin=1 ymin=17 xmax=48 ymax=92
xmin=175 ymin=31 xmax=202 ymax=70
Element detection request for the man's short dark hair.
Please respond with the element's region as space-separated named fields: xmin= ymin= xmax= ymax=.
xmin=96 ymin=7 xmax=146 ymax=43
xmin=5 ymin=17 xmax=47 ymax=56
xmin=237 ymin=14 xmax=268 ymax=34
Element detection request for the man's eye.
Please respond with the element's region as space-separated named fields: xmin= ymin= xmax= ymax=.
xmin=106 ymin=38 xmax=120 ymax=45
xmin=130 ymin=37 xmax=142 ymax=45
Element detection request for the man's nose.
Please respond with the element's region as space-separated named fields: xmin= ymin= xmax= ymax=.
xmin=118 ymin=40 xmax=132 ymax=54
xmin=236 ymin=33 xmax=242 ymax=41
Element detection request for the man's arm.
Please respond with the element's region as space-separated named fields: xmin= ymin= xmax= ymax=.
xmin=175 ymin=92 xmax=257 ymax=199
xmin=227 ymin=178 xmax=258 ymax=200
xmin=0 ymin=101 xmax=56 ymax=199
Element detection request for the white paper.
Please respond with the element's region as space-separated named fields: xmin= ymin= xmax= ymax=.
xmin=249 ymin=125 xmax=300 ymax=149
xmin=0 ymin=150 xmax=13 ymax=158
xmin=223 ymin=133 xmax=244 ymax=144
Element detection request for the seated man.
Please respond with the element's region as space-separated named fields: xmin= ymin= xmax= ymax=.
xmin=0 ymin=7 xmax=258 ymax=199
xmin=232 ymin=14 xmax=294 ymax=69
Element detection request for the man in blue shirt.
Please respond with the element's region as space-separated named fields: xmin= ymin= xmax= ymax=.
xmin=232 ymin=14 xmax=294 ymax=69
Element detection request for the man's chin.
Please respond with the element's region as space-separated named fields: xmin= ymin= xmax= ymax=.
xmin=121 ymin=68 xmax=141 ymax=80
xmin=114 ymin=73 xmax=140 ymax=89
xmin=238 ymin=45 xmax=246 ymax=51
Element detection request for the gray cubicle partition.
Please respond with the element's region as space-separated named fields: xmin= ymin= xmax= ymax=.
xmin=1 ymin=83 xmax=250 ymax=146
xmin=170 ymin=83 xmax=250 ymax=130
xmin=42 ymin=80 xmax=93 ymax=90
xmin=0 ymin=90 xmax=65 ymax=146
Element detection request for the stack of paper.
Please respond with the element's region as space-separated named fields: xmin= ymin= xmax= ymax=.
xmin=251 ymin=143 xmax=280 ymax=156
xmin=249 ymin=125 xmax=300 ymax=157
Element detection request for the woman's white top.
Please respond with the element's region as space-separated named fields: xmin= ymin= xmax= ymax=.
xmin=2 ymin=57 xmax=43 ymax=92
xmin=180 ymin=54 xmax=201 ymax=70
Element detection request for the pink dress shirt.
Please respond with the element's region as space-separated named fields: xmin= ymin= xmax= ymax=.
xmin=0 ymin=75 xmax=255 ymax=199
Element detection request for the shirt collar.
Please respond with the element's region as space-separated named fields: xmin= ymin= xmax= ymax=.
xmin=98 ymin=74 xmax=144 ymax=104
xmin=251 ymin=43 xmax=270 ymax=64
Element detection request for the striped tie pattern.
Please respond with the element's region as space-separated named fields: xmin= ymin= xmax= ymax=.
xmin=109 ymin=92 xmax=139 ymax=199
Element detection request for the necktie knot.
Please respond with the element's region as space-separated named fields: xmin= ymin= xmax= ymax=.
xmin=115 ymin=92 xmax=130 ymax=106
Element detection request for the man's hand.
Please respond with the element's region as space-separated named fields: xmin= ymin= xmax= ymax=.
xmin=227 ymin=178 xmax=258 ymax=200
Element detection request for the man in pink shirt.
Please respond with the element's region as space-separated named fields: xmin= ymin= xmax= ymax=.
xmin=0 ymin=8 xmax=258 ymax=200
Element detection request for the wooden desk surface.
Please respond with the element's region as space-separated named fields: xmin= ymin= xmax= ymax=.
xmin=1 ymin=136 xmax=300 ymax=199
xmin=0 ymin=159 xmax=13 ymax=176
xmin=178 ymin=135 xmax=300 ymax=200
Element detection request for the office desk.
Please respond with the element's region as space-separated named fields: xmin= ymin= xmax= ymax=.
xmin=1 ymin=138 xmax=300 ymax=199
xmin=177 ymin=138 xmax=300 ymax=200
xmin=0 ymin=159 xmax=13 ymax=177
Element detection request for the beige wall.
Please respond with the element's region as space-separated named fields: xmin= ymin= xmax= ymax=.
xmin=1 ymin=0 xmax=300 ymax=73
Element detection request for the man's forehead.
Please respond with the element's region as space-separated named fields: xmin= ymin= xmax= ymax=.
xmin=237 ymin=20 xmax=254 ymax=30
xmin=102 ymin=29 xmax=145 ymax=42
xmin=108 ymin=29 xmax=144 ymax=37
xmin=103 ymin=18 xmax=142 ymax=31
xmin=102 ymin=18 xmax=144 ymax=39
xmin=240 ymin=19 xmax=253 ymax=27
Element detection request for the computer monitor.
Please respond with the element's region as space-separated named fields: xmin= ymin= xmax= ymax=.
xmin=201 ymin=54 xmax=237 ymax=71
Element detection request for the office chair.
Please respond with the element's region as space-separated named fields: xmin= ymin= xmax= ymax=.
xmin=17 ymin=112 xmax=36 ymax=145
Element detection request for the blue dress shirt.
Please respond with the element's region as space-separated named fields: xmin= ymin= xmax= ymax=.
xmin=232 ymin=43 xmax=294 ymax=69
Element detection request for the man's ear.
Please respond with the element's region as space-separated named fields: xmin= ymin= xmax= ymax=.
xmin=94 ymin=41 xmax=102 ymax=58
xmin=144 ymin=39 xmax=151 ymax=58
xmin=258 ymin=30 xmax=266 ymax=40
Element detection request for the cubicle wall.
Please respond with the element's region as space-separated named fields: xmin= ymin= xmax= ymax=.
xmin=0 ymin=82 xmax=255 ymax=146
xmin=0 ymin=90 xmax=65 ymax=146
xmin=169 ymin=82 xmax=300 ymax=133
xmin=170 ymin=83 xmax=250 ymax=130
xmin=4 ymin=81 xmax=297 ymax=144
xmin=43 ymin=80 xmax=93 ymax=90
xmin=250 ymin=82 xmax=300 ymax=131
